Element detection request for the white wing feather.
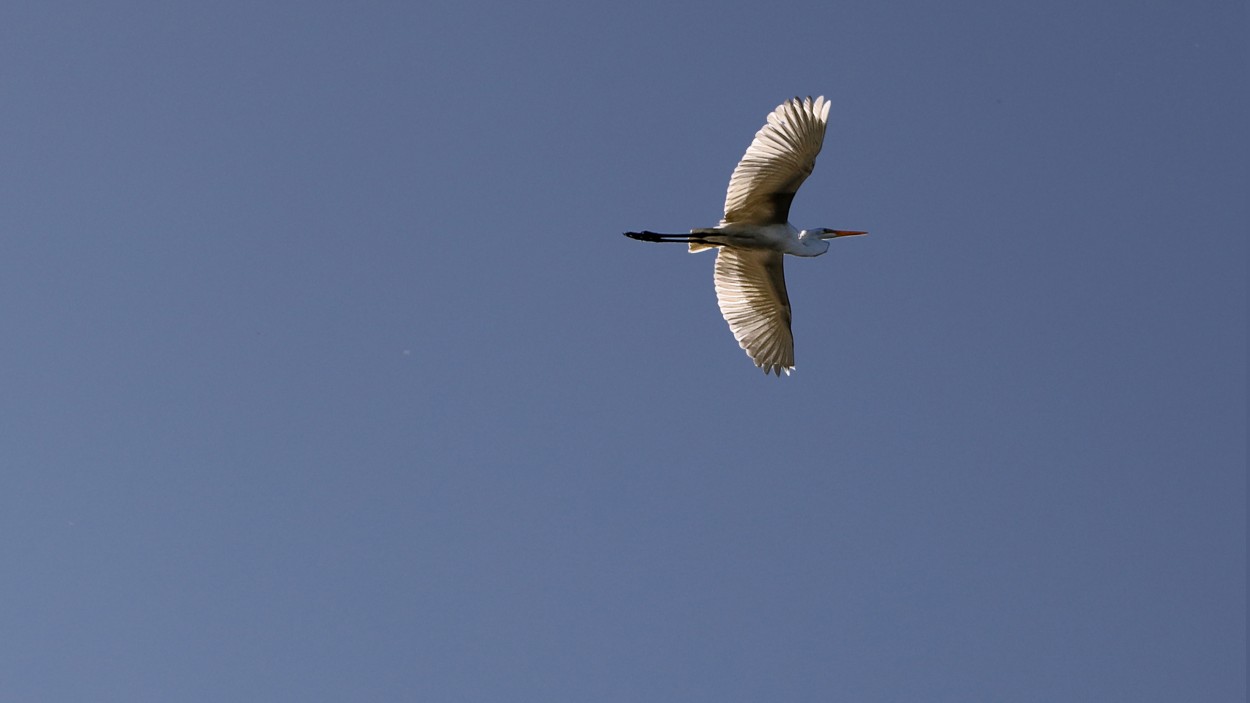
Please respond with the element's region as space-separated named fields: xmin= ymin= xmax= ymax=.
xmin=722 ymin=96 xmax=831 ymax=225
xmin=713 ymin=247 xmax=794 ymax=375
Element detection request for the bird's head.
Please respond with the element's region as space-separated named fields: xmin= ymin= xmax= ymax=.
xmin=796 ymin=228 xmax=867 ymax=256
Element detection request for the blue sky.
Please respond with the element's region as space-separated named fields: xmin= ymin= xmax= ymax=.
xmin=2 ymin=1 xmax=1245 ymax=701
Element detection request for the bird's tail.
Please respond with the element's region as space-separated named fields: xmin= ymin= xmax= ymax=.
xmin=687 ymin=229 xmax=719 ymax=253
xmin=623 ymin=230 xmax=719 ymax=253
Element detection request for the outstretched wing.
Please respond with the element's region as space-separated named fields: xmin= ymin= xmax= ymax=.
xmin=713 ymin=247 xmax=794 ymax=376
xmin=722 ymin=96 xmax=831 ymax=226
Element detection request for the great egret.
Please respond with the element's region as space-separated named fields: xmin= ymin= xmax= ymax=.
xmin=624 ymin=95 xmax=865 ymax=376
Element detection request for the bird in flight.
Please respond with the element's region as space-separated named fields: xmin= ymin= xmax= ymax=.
xmin=624 ymin=95 xmax=866 ymax=376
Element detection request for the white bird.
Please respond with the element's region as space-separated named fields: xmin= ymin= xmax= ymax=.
xmin=625 ymin=95 xmax=866 ymax=376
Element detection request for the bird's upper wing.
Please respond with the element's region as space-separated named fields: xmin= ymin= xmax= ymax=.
xmin=721 ymin=96 xmax=831 ymax=226
xmin=713 ymin=247 xmax=794 ymax=375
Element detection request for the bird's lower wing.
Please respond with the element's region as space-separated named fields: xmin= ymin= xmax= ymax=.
xmin=713 ymin=248 xmax=794 ymax=376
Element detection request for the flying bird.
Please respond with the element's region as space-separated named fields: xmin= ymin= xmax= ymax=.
xmin=625 ymin=95 xmax=865 ymax=376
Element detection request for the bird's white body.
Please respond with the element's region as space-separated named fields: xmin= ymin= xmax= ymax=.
xmin=625 ymin=96 xmax=864 ymax=376
xmin=691 ymin=222 xmax=832 ymax=257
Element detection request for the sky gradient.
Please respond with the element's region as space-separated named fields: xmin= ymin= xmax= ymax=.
xmin=2 ymin=1 xmax=1245 ymax=701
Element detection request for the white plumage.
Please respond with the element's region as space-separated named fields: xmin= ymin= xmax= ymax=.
xmin=625 ymin=96 xmax=865 ymax=376
xmin=713 ymin=247 xmax=793 ymax=375
xmin=722 ymin=95 xmax=830 ymax=227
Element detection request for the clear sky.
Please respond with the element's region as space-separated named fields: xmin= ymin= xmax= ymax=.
xmin=2 ymin=1 xmax=1245 ymax=701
